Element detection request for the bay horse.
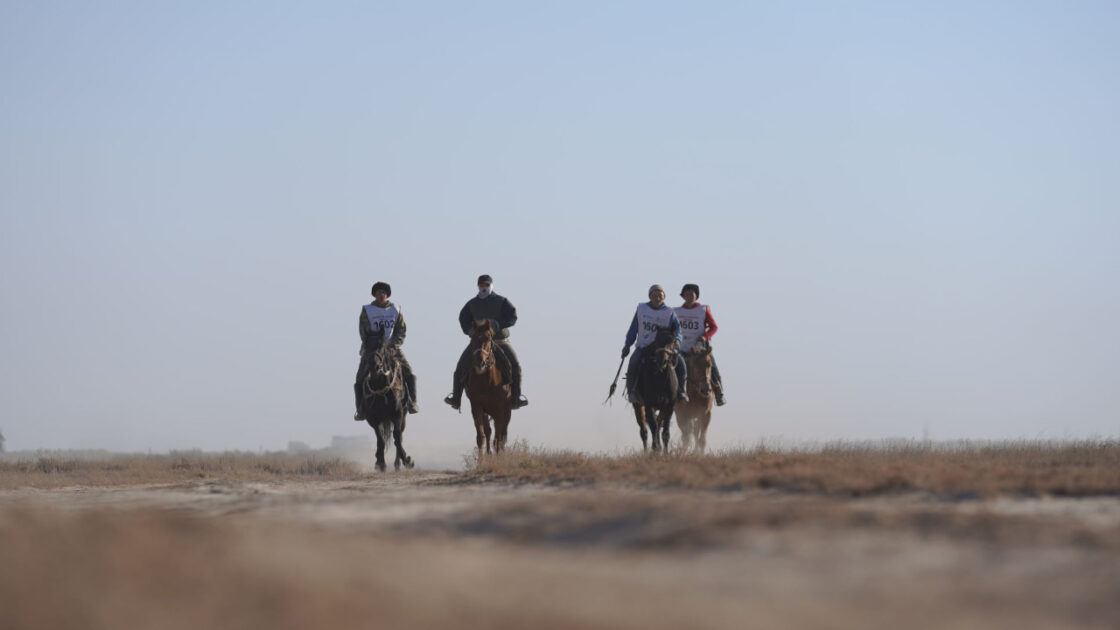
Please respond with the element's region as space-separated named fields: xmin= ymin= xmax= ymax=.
xmin=631 ymin=328 xmax=679 ymax=452
xmin=464 ymin=320 xmax=513 ymax=455
xmin=358 ymin=340 xmax=415 ymax=471
xmin=676 ymin=341 xmax=714 ymax=453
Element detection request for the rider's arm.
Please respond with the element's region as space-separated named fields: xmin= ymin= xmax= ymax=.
xmin=390 ymin=312 xmax=407 ymax=348
xmin=624 ymin=313 xmax=639 ymax=349
xmin=669 ymin=311 xmax=683 ymax=344
xmin=359 ymin=309 xmax=373 ymax=347
xmin=499 ymin=297 xmax=517 ymax=330
xmin=458 ymin=302 xmax=472 ymax=335
xmin=704 ymin=306 xmax=718 ymax=340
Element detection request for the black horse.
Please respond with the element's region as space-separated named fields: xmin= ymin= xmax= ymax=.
xmin=631 ymin=328 xmax=680 ymax=451
xmin=357 ymin=340 xmax=415 ymax=471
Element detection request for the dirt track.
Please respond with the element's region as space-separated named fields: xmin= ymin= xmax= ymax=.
xmin=3 ymin=472 xmax=1119 ymax=629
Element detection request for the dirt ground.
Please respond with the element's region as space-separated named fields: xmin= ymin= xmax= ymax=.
xmin=2 ymin=469 xmax=1119 ymax=630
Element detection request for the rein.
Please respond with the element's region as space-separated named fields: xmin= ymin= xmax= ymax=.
xmin=363 ymin=351 xmax=403 ymax=401
xmin=471 ymin=336 xmax=494 ymax=370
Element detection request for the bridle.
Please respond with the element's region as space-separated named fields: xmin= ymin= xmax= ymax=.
xmin=471 ymin=333 xmax=494 ymax=371
xmin=363 ymin=346 xmax=402 ymax=401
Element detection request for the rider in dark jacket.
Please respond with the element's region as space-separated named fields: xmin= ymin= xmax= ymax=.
xmin=444 ymin=274 xmax=528 ymax=410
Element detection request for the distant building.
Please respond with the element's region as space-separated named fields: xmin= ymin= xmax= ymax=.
xmin=287 ymin=441 xmax=311 ymax=453
xmin=0 ymin=428 xmax=5 ymax=453
xmin=330 ymin=435 xmax=372 ymax=451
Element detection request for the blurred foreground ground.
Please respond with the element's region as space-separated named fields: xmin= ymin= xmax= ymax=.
xmin=1 ymin=445 xmax=1118 ymax=629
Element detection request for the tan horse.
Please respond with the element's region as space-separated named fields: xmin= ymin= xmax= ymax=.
xmin=464 ymin=320 xmax=513 ymax=455
xmin=675 ymin=342 xmax=714 ymax=453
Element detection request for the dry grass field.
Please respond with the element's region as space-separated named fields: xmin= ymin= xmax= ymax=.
xmin=468 ymin=440 xmax=1120 ymax=496
xmin=2 ymin=442 xmax=1119 ymax=629
xmin=0 ymin=452 xmax=361 ymax=489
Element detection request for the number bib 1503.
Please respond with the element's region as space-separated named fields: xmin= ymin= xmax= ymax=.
xmin=674 ymin=304 xmax=707 ymax=351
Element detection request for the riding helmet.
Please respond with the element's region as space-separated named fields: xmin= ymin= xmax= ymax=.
xmin=477 ymin=274 xmax=493 ymax=284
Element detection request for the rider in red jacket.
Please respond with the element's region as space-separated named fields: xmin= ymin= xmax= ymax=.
xmin=674 ymin=283 xmax=725 ymax=406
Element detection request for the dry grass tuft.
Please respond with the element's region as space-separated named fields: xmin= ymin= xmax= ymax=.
xmin=464 ymin=440 xmax=1120 ymax=497
xmin=0 ymin=452 xmax=362 ymax=489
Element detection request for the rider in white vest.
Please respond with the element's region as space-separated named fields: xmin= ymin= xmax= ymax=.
xmin=675 ymin=283 xmax=725 ymax=406
xmin=354 ymin=281 xmax=418 ymax=419
xmin=621 ymin=285 xmax=688 ymax=404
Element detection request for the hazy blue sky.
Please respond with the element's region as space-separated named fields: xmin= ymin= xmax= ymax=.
xmin=2 ymin=1 xmax=1117 ymax=461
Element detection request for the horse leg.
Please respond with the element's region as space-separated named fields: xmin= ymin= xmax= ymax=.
xmin=393 ymin=412 xmax=413 ymax=470
xmin=483 ymin=415 xmax=493 ymax=454
xmin=634 ymin=407 xmax=648 ymax=451
xmin=660 ymin=406 xmax=672 ymax=453
xmin=494 ymin=409 xmax=511 ymax=453
xmin=699 ymin=409 xmax=711 ymax=454
xmin=374 ymin=422 xmax=387 ymax=472
xmin=676 ymin=411 xmax=692 ymax=452
xmin=648 ymin=406 xmax=662 ymax=451
xmin=471 ymin=405 xmax=487 ymax=457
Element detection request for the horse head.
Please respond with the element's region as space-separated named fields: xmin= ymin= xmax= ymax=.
xmin=469 ymin=319 xmax=495 ymax=373
xmin=686 ymin=341 xmax=713 ymax=395
xmin=644 ymin=327 xmax=677 ymax=373
xmin=367 ymin=339 xmax=396 ymax=379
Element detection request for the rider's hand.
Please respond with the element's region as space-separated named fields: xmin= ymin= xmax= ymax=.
xmin=621 ymin=346 xmax=630 ymax=358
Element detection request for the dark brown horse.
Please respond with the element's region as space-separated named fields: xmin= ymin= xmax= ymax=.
xmin=632 ymin=329 xmax=679 ymax=451
xmin=464 ymin=320 xmax=513 ymax=455
xmin=358 ymin=341 xmax=415 ymax=471
xmin=676 ymin=342 xmax=714 ymax=453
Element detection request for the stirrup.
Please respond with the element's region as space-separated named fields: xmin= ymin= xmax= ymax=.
xmin=511 ymin=396 xmax=528 ymax=409
xmin=716 ymin=396 xmax=726 ymax=406
xmin=443 ymin=394 xmax=460 ymax=410
xmin=353 ymin=412 xmax=365 ymax=421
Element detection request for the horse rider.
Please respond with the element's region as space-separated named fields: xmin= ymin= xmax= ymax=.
xmin=354 ymin=281 xmax=418 ymax=420
xmin=621 ymin=284 xmax=689 ymax=404
xmin=675 ymin=283 xmax=726 ymax=406
xmin=444 ymin=274 xmax=529 ymax=410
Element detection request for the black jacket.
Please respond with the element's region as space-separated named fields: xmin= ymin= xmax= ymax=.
xmin=458 ymin=293 xmax=517 ymax=340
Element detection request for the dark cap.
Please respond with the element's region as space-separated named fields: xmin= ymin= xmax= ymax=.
xmin=681 ymin=283 xmax=700 ymax=298
xmin=477 ymin=274 xmax=493 ymax=284
xmin=371 ymin=282 xmax=391 ymax=297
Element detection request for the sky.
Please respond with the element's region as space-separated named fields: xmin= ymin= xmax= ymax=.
xmin=1 ymin=1 xmax=1118 ymax=462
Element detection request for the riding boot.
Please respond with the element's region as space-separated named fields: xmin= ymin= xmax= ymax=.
xmin=404 ymin=372 xmax=419 ymax=414
xmin=510 ymin=373 xmax=528 ymax=409
xmin=625 ymin=350 xmax=642 ymax=404
xmin=674 ymin=353 xmax=689 ymax=403
xmin=444 ymin=348 xmax=470 ymax=411
xmin=353 ymin=383 xmax=365 ymax=421
xmin=444 ymin=379 xmax=463 ymax=411
xmin=711 ymin=354 xmax=726 ymax=406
